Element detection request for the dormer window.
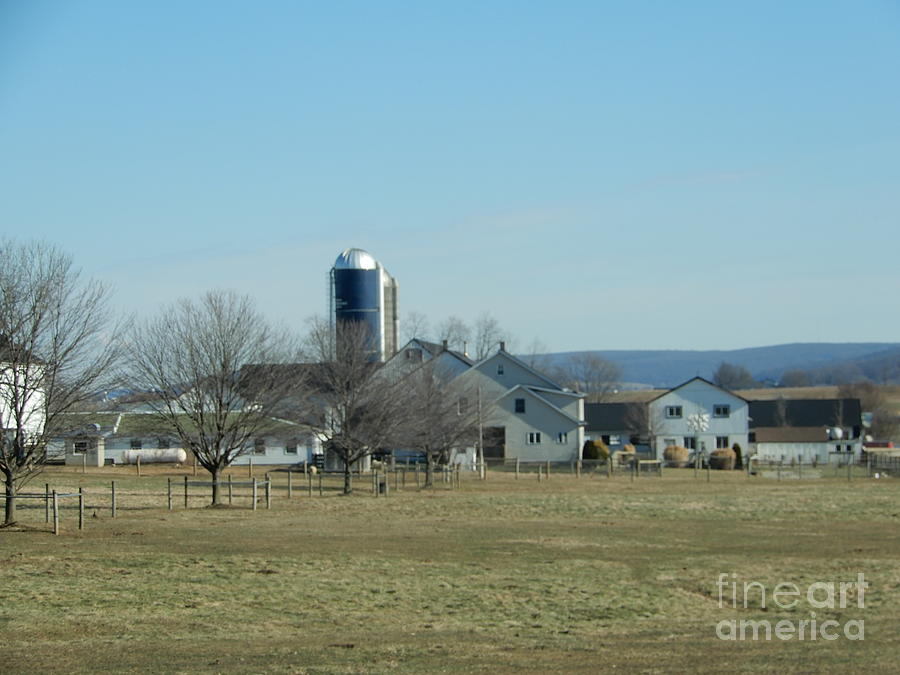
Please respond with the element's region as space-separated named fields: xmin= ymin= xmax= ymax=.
xmin=497 ymin=364 xmax=504 ymax=375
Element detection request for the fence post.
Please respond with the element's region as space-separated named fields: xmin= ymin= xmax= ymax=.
xmin=52 ymin=490 xmax=59 ymax=535
xmin=848 ymin=458 xmax=852 ymax=482
xmin=798 ymin=457 xmax=802 ymax=480
xmin=136 ymin=455 xmax=141 ymax=477
xmin=456 ymin=464 xmax=461 ymax=488
xmin=111 ymin=481 xmax=116 ymax=518
xmin=384 ymin=471 xmax=390 ymax=497
xmin=308 ymin=471 xmax=312 ymax=497
xmin=192 ymin=456 xmax=197 ymax=476
xmin=45 ymin=483 xmax=50 ymax=523
xmin=82 ymin=453 xmax=86 ymax=474
xmin=515 ymin=457 xmax=520 ymax=480
xmin=167 ymin=478 xmax=172 ymax=510
xmin=318 ymin=473 xmax=323 ymax=497
xmin=265 ymin=477 xmax=271 ymax=510
xmin=248 ymin=457 xmax=253 ymax=478
xmin=415 ymin=463 xmax=420 ymax=487
xmin=694 ymin=453 xmax=699 ymax=479
xmin=228 ymin=474 xmax=233 ymax=505
xmin=630 ymin=461 xmax=635 ymax=482
xmin=252 ymin=478 xmax=258 ymax=511
xmin=287 ymin=470 xmax=293 ymax=499
xmin=78 ymin=487 xmax=84 ymax=531
xmin=372 ymin=470 xmax=378 ymax=497
xmin=867 ymin=455 xmax=872 ymax=478
xmin=706 ymin=461 xmax=711 ymax=483
xmin=394 ymin=468 xmax=399 ymax=492
xmin=607 ymin=459 xmax=612 ymax=479
xmin=183 ymin=475 xmax=189 ymax=509
xmin=546 ymin=460 xmax=551 ymax=478
xmin=576 ymin=460 xmax=581 ymax=478
xmin=538 ymin=465 xmax=543 ymax=482
xmin=777 ymin=460 xmax=782 ymax=482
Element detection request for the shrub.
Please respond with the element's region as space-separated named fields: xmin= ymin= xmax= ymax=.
xmin=663 ymin=445 xmax=690 ymax=468
xmin=709 ymin=448 xmax=736 ymax=470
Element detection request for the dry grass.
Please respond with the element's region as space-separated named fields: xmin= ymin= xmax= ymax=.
xmin=1 ymin=465 xmax=899 ymax=673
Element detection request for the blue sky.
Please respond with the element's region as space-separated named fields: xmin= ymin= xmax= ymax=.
xmin=2 ymin=1 xmax=898 ymax=351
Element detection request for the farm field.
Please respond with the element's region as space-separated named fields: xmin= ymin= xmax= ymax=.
xmin=2 ymin=466 xmax=899 ymax=674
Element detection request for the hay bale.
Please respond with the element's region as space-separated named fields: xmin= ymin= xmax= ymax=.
xmin=663 ymin=445 xmax=690 ymax=468
xmin=709 ymin=448 xmax=736 ymax=470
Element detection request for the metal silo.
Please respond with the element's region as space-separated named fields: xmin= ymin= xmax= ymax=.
xmin=330 ymin=248 xmax=399 ymax=362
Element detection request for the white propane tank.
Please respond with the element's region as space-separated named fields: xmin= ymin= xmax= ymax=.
xmin=827 ymin=427 xmax=844 ymax=440
xmin=122 ymin=449 xmax=187 ymax=464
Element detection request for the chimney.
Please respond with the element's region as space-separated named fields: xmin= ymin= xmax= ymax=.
xmin=442 ymin=339 xmax=448 ymax=351
xmin=499 ymin=341 xmax=506 ymax=352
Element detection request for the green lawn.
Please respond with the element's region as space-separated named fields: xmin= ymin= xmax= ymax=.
xmin=2 ymin=466 xmax=898 ymax=673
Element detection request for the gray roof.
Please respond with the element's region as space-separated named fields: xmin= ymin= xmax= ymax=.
xmin=748 ymin=399 xmax=860 ymax=428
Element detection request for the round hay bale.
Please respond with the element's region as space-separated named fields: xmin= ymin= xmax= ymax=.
xmin=663 ymin=445 xmax=690 ymax=468
xmin=709 ymin=448 xmax=736 ymax=470
xmin=614 ymin=444 xmax=636 ymax=465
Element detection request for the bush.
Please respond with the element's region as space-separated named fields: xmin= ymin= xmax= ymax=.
xmin=663 ymin=445 xmax=690 ymax=468
xmin=709 ymin=448 xmax=736 ymax=470
xmin=582 ymin=439 xmax=609 ymax=461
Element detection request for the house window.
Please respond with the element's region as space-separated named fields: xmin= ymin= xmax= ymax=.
xmin=130 ymin=439 xmax=142 ymax=450
xmin=748 ymin=432 xmax=756 ymax=443
xmin=514 ymin=398 xmax=526 ymax=413
xmin=683 ymin=437 xmax=696 ymax=450
xmin=664 ymin=438 xmax=678 ymax=449
xmin=284 ymin=439 xmax=298 ymax=455
xmin=253 ymin=438 xmax=266 ymax=455
xmin=527 ymin=432 xmax=542 ymax=445
xmin=714 ymin=405 xmax=731 ymax=418
xmin=497 ymin=364 xmax=504 ymax=375
xmin=73 ymin=440 xmax=89 ymax=454
xmin=458 ymin=397 xmax=469 ymax=415
xmin=716 ymin=436 xmax=729 ymax=449
xmin=157 ymin=437 xmax=170 ymax=449
xmin=556 ymin=432 xmax=568 ymax=444
xmin=666 ymin=406 xmax=683 ymax=418
xmin=406 ymin=349 xmax=423 ymax=362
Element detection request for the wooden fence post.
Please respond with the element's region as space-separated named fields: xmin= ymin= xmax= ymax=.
xmin=308 ymin=471 xmax=312 ymax=497
xmin=515 ymin=457 xmax=520 ymax=480
xmin=777 ymin=460 xmax=782 ymax=481
xmin=287 ymin=470 xmax=293 ymax=499
xmin=52 ymin=490 xmax=59 ymax=535
xmin=538 ymin=465 xmax=543 ymax=482
xmin=607 ymin=459 xmax=612 ymax=479
xmin=867 ymin=455 xmax=872 ymax=478
xmin=167 ymin=478 xmax=172 ymax=510
xmin=372 ymin=470 xmax=378 ymax=497
xmin=193 ymin=456 xmax=197 ymax=476
xmin=248 ymin=457 xmax=253 ymax=478
xmin=415 ymin=463 xmax=420 ymax=487
xmin=82 ymin=453 xmax=86 ymax=474
xmin=45 ymin=483 xmax=50 ymax=523
xmin=111 ymin=481 xmax=116 ymax=518
xmin=136 ymin=455 xmax=141 ymax=477
xmin=78 ymin=487 xmax=84 ymax=531
xmin=706 ymin=461 xmax=711 ymax=483
xmin=318 ymin=473 xmax=323 ymax=497
xmin=228 ymin=474 xmax=233 ymax=505
xmin=576 ymin=460 xmax=581 ymax=478
xmin=183 ymin=475 xmax=189 ymax=509
xmin=848 ymin=459 xmax=852 ymax=482
xmin=252 ymin=478 xmax=258 ymax=511
xmin=265 ymin=477 xmax=271 ymax=510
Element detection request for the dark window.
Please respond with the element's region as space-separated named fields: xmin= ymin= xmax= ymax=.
xmin=714 ymin=405 xmax=730 ymax=418
xmin=666 ymin=406 xmax=683 ymax=418
xmin=514 ymin=398 xmax=526 ymax=413
xmin=683 ymin=437 xmax=696 ymax=450
xmin=497 ymin=364 xmax=504 ymax=375
xmin=406 ymin=349 xmax=423 ymax=362
xmin=284 ymin=438 xmax=298 ymax=455
xmin=130 ymin=439 xmax=142 ymax=450
xmin=157 ymin=437 xmax=170 ymax=449
xmin=527 ymin=432 xmax=541 ymax=444
xmin=74 ymin=440 xmax=89 ymax=454
xmin=254 ymin=438 xmax=266 ymax=455
xmin=716 ymin=436 xmax=729 ymax=449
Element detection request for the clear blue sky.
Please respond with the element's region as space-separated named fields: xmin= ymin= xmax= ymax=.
xmin=2 ymin=1 xmax=898 ymax=351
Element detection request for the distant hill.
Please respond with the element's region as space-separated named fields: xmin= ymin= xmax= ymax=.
xmin=537 ymin=343 xmax=900 ymax=389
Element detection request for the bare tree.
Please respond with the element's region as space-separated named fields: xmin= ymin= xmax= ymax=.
xmin=712 ymin=362 xmax=756 ymax=390
xmin=472 ymin=312 xmax=508 ymax=360
xmin=401 ymin=310 xmax=431 ymax=344
xmin=400 ymin=362 xmax=481 ymax=487
xmin=127 ymin=290 xmax=301 ymax=505
xmin=522 ymin=337 xmax=553 ymax=372
xmin=0 ymin=241 xmax=121 ymax=526
xmin=436 ymin=316 xmax=471 ymax=353
xmin=303 ymin=318 xmax=410 ymax=494
xmin=554 ymin=353 xmax=622 ymax=400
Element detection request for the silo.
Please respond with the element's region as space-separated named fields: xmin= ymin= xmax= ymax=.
xmin=330 ymin=248 xmax=399 ymax=362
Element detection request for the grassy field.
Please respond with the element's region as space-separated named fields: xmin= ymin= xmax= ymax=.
xmin=2 ymin=465 xmax=899 ymax=674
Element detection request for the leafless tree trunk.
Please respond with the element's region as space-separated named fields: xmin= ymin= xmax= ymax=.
xmin=0 ymin=240 xmax=122 ymax=526
xmin=303 ymin=318 xmax=411 ymax=495
xmin=127 ymin=290 xmax=302 ymax=505
xmin=400 ymin=363 xmax=481 ymax=488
